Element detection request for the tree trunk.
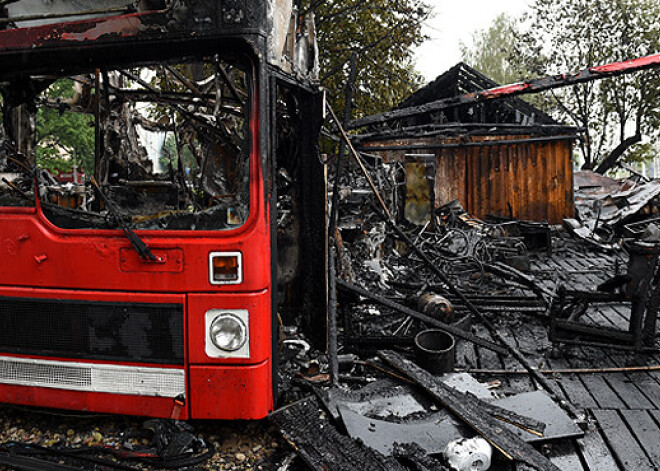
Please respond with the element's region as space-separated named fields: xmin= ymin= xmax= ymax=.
xmin=594 ymin=133 xmax=642 ymax=175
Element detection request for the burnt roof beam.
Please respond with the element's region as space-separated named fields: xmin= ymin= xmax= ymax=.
xmin=350 ymin=52 xmax=660 ymax=129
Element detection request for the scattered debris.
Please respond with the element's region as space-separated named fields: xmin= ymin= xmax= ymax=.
xmin=275 ymin=91 xmax=660 ymax=468
xmin=337 ymin=279 xmax=508 ymax=354
xmin=270 ymin=396 xmax=407 ymax=471
xmin=575 ymin=175 xmax=660 ymax=229
xmin=378 ymin=350 xmax=560 ymax=471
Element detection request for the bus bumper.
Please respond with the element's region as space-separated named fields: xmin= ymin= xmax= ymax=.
xmin=189 ymin=360 xmax=272 ymax=419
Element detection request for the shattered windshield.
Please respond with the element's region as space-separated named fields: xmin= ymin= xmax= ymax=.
xmin=0 ymin=54 xmax=251 ymax=231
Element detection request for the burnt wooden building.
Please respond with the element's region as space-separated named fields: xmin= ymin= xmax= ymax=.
xmin=358 ymin=63 xmax=580 ymax=225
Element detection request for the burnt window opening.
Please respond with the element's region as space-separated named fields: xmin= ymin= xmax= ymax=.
xmin=0 ymin=92 xmax=36 ymax=207
xmin=0 ymin=54 xmax=252 ymax=231
xmin=275 ymin=85 xmax=302 ymax=306
xmin=273 ymin=82 xmax=326 ymax=345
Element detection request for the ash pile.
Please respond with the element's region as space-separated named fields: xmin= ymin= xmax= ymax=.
xmin=271 ymin=107 xmax=660 ymax=471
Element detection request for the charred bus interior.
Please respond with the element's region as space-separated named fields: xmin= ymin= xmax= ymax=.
xmin=1 ymin=52 xmax=252 ymax=232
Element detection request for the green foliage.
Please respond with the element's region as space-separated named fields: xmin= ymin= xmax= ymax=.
xmin=459 ymin=13 xmax=520 ymax=85
xmin=35 ymin=79 xmax=95 ymax=175
xmin=305 ymin=0 xmax=430 ymax=118
xmin=624 ymin=142 xmax=656 ymax=166
xmin=459 ymin=12 xmax=554 ymax=113
xmin=511 ymin=0 xmax=660 ymax=172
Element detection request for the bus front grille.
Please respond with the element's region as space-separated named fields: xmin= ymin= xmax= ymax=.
xmin=0 ymin=297 xmax=184 ymax=365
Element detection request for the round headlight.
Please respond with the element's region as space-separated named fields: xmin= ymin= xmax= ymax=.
xmin=210 ymin=313 xmax=247 ymax=352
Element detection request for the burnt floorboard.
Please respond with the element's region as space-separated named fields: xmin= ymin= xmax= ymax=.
xmin=575 ymin=425 xmax=620 ymax=471
xmin=591 ymin=409 xmax=655 ymax=471
xmin=464 ymin=245 xmax=660 ymax=471
xmin=620 ymin=409 xmax=660 ymax=466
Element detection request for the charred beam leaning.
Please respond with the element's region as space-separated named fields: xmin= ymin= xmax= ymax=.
xmin=336 ymin=279 xmax=507 ymax=354
xmin=327 ymin=55 xmax=358 ymax=387
xmin=163 ymin=65 xmax=205 ymax=98
xmin=326 ymin=103 xmax=391 ymax=219
xmin=215 ymin=59 xmax=246 ymax=106
xmin=379 ymin=350 xmax=560 ymax=471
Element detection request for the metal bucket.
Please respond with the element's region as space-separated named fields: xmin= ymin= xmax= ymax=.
xmin=414 ymin=329 xmax=455 ymax=374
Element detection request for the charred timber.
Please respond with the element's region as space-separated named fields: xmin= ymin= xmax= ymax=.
xmin=327 ymin=55 xmax=357 ymax=386
xmin=349 ymin=52 xmax=660 ymax=129
xmin=357 ymin=135 xmax=582 ymax=152
xmin=355 ymin=123 xmax=584 ymax=142
xmin=379 ymin=350 xmax=560 ymax=471
xmin=269 ymin=396 xmax=407 ymax=471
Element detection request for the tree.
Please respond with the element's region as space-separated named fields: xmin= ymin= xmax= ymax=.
xmin=304 ymin=0 xmax=430 ymax=118
xmin=512 ymin=0 xmax=660 ymax=173
xmin=35 ymin=79 xmax=95 ymax=174
xmin=459 ymin=13 xmax=520 ymax=85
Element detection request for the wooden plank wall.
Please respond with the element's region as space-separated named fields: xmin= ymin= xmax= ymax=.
xmin=365 ymin=136 xmax=575 ymax=224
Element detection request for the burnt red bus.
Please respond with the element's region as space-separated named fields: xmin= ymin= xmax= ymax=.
xmin=0 ymin=0 xmax=326 ymax=420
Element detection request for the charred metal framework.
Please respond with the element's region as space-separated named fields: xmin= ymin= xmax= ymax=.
xmin=0 ymin=0 xmax=326 ymax=420
xmin=551 ymin=241 xmax=660 ymax=351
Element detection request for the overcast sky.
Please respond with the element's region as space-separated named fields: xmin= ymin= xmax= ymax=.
xmin=415 ymin=0 xmax=531 ymax=82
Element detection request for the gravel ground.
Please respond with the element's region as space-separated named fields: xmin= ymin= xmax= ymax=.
xmin=0 ymin=404 xmax=290 ymax=470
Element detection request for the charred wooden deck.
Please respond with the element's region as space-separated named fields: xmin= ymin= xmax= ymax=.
xmin=460 ymin=243 xmax=660 ymax=470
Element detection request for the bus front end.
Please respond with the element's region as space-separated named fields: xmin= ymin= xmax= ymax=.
xmin=0 ymin=4 xmax=287 ymax=420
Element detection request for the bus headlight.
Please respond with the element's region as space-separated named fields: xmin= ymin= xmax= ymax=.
xmin=205 ymin=309 xmax=250 ymax=358
xmin=210 ymin=313 xmax=247 ymax=351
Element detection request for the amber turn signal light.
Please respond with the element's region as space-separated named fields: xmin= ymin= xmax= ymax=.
xmin=209 ymin=252 xmax=242 ymax=284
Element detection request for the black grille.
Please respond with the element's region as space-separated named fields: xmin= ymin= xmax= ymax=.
xmin=0 ymin=297 xmax=184 ymax=365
